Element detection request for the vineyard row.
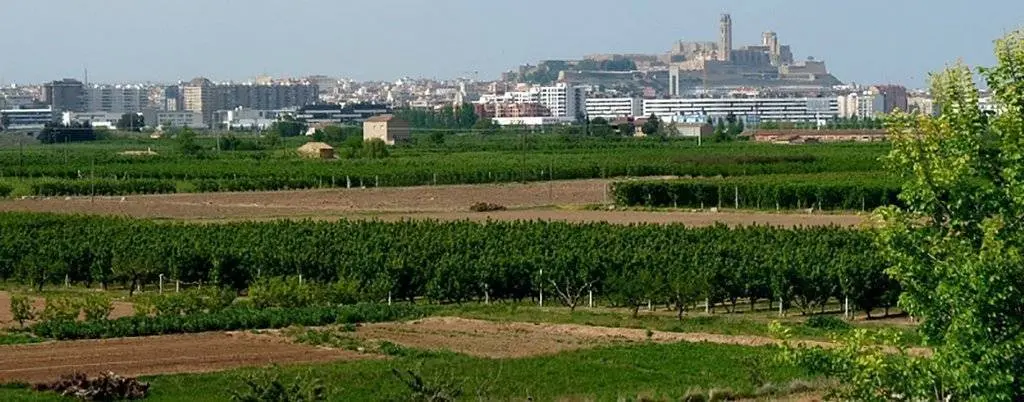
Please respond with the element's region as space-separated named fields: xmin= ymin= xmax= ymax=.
xmin=0 ymin=213 xmax=897 ymax=316
xmin=612 ymin=174 xmax=903 ymax=211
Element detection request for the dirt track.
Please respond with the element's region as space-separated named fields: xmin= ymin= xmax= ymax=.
xmin=0 ymin=180 xmax=866 ymax=226
xmin=352 ymin=317 xmax=833 ymax=359
xmin=0 ymin=332 xmax=373 ymax=384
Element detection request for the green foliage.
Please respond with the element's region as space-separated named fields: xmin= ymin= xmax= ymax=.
xmin=9 ymin=294 xmax=36 ymax=327
xmin=230 ymin=367 xmax=326 ymax=402
xmin=641 ymin=114 xmax=662 ymax=136
xmin=68 ymin=341 xmax=809 ymax=402
xmin=39 ymin=296 xmax=79 ymax=323
xmin=220 ymin=134 xmax=267 ymax=151
xmin=775 ymin=324 xmax=937 ymax=401
xmin=148 ymin=288 xmax=236 ymax=316
xmin=362 ymin=138 xmax=389 ymax=159
xmin=30 ymin=178 xmax=176 ymax=196
xmin=782 ymin=31 xmax=1024 ymax=400
xmin=1 ymin=213 xmax=894 ymax=320
xmin=270 ymin=120 xmax=307 ymax=138
xmin=80 ymin=294 xmax=112 ymax=322
xmin=30 ymin=303 xmax=429 ymax=340
xmin=249 ymin=277 xmax=316 ymax=309
xmin=37 ymin=122 xmax=96 ymax=144
xmin=0 ymin=182 xmax=13 ymax=198
xmin=391 ymin=369 xmax=464 ymax=402
xmin=613 ymin=173 xmax=902 ymax=211
xmin=115 ymin=113 xmax=145 ymax=132
xmin=175 ymin=128 xmax=202 ymax=156
xmin=0 ymin=140 xmax=888 ymax=196
xmin=394 ymin=104 xmax=477 ymax=130
xmin=803 ymin=315 xmax=850 ymax=331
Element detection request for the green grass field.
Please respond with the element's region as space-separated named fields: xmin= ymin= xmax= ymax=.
xmin=0 ymin=342 xmax=814 ymax=401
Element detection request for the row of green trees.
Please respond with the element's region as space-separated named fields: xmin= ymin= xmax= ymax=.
xmin=0 ymin=143 xmax=887 ymax=196
xmin=0 ymin=213 xmax=897 ymax=317
xmin=393 ymin=104 xmax=479 ymax=130
xmin=613 ymin=174 xmax=902 ymax=211
xmin=30 ymin=179 xmax=176 ymax=197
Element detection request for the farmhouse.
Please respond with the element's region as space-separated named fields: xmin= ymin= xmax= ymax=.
xmin=362 ymin=115 xmax=410 ymax=145
xmin=297 ymin=142 xmax=335 ymax=159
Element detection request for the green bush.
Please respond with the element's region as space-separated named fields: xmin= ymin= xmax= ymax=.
xmin=249 ymin=277 xmax=315 ymax=309
xmin=81 ymin=294 xmax=113 ymax=322
xmin=9 ymin=295 xmax=36 ymax=327
xmin=0 ymin=182 xmax=13 ymax=198
xmin=30 ymin=303 xmax=430 ymax=341
xmin=804 ymin=315 xmax=851 ymax=331
xmin=39 ymin=296 xmax=80 ymax=323
xmin=229 ymin=366 xmax=325 ymax=402
xmin=151 ymin=288 xmax=237 ymax=316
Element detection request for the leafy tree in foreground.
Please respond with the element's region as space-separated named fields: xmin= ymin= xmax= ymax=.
xmin=641 ymin=114 xmax=661 ymax=136
xmin=175 ymin=128 xmax=202 ymax=156
xmin=116 ymin=113 xmax=145 ymax=131
xmin=780 ymin=31 xmax=1024 ymax=401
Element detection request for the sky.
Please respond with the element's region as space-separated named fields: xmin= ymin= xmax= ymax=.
xmin=1 ymin=0 xmax=1021 ymax=87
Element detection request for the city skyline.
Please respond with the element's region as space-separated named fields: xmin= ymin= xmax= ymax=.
xmin=1 ymin=0 xmax=1022 ymax=87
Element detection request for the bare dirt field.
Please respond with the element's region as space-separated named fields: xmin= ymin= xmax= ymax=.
xmin=350 ymin=317 xmax=833 ymax=359
xmin=0 ymin=332 xmax=373 ymax=384
xmin=0 ymin=179 xmax=866 ymax=226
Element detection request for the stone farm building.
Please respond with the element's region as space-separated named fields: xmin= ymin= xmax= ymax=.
xmin=362 ymin=115 xmax=411 ymax=145
xmin=297 ymin=142 xmax=335 ymax=159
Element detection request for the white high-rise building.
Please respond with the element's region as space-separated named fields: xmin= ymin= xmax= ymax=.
xmin=537 ymin=83 xmax=586 ymax=119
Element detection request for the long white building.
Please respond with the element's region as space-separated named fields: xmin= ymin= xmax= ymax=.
xmin=642 ymin=97 xmax=838 ymax=122
xmin=584 ymin=98 xmax=642 ymax=119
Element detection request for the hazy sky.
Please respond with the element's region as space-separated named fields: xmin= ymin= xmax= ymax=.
xmin=1 ymin=0 xmax=1021 ymax=87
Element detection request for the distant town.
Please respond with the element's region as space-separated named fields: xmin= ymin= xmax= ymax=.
xmin=0 ymin=14 xmax=994 ymax=134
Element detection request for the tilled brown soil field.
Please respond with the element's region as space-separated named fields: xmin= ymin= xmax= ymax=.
xmin=0 ymin=179 xmax=866 ymax=226
xmin=0 ymin=332 xmax=373 ymax=384
xmin=351 ymin=317 xmax=834 ymax=358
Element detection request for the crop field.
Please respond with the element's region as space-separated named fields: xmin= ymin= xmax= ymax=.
xmin=0 ymin=134 xmax=889 ymax=196
xmin=0 ymin=178 xmax=869 ymax=226
xmin=0 ymin=136 xmax=902 ymax=400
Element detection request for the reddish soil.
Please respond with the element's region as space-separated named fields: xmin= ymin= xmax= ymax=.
xmin=0 ymin=180 xmax=866 ymax=227
xmin=351 ymin=317 xmax=834 ymax=359
xmin=0 ymin=332 xmax=374 ymax=384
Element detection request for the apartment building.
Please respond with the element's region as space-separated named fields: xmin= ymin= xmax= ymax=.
xmin=84 ymin=85 xmax=146 ymax=114
xmin=838 ymin=93 xmax=886 ymax=118
xmin=42 ymin=79 xmax=85 ymax=112
xmin=537 ymin=83 xmax=586 ymax=119
xmin=584 ymin=98 xmax=642 ymax=119
xmin=183 ymin=77 xmax=318 ymax=125
xmin=642 ymin=97 xmax=838 ymax=122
